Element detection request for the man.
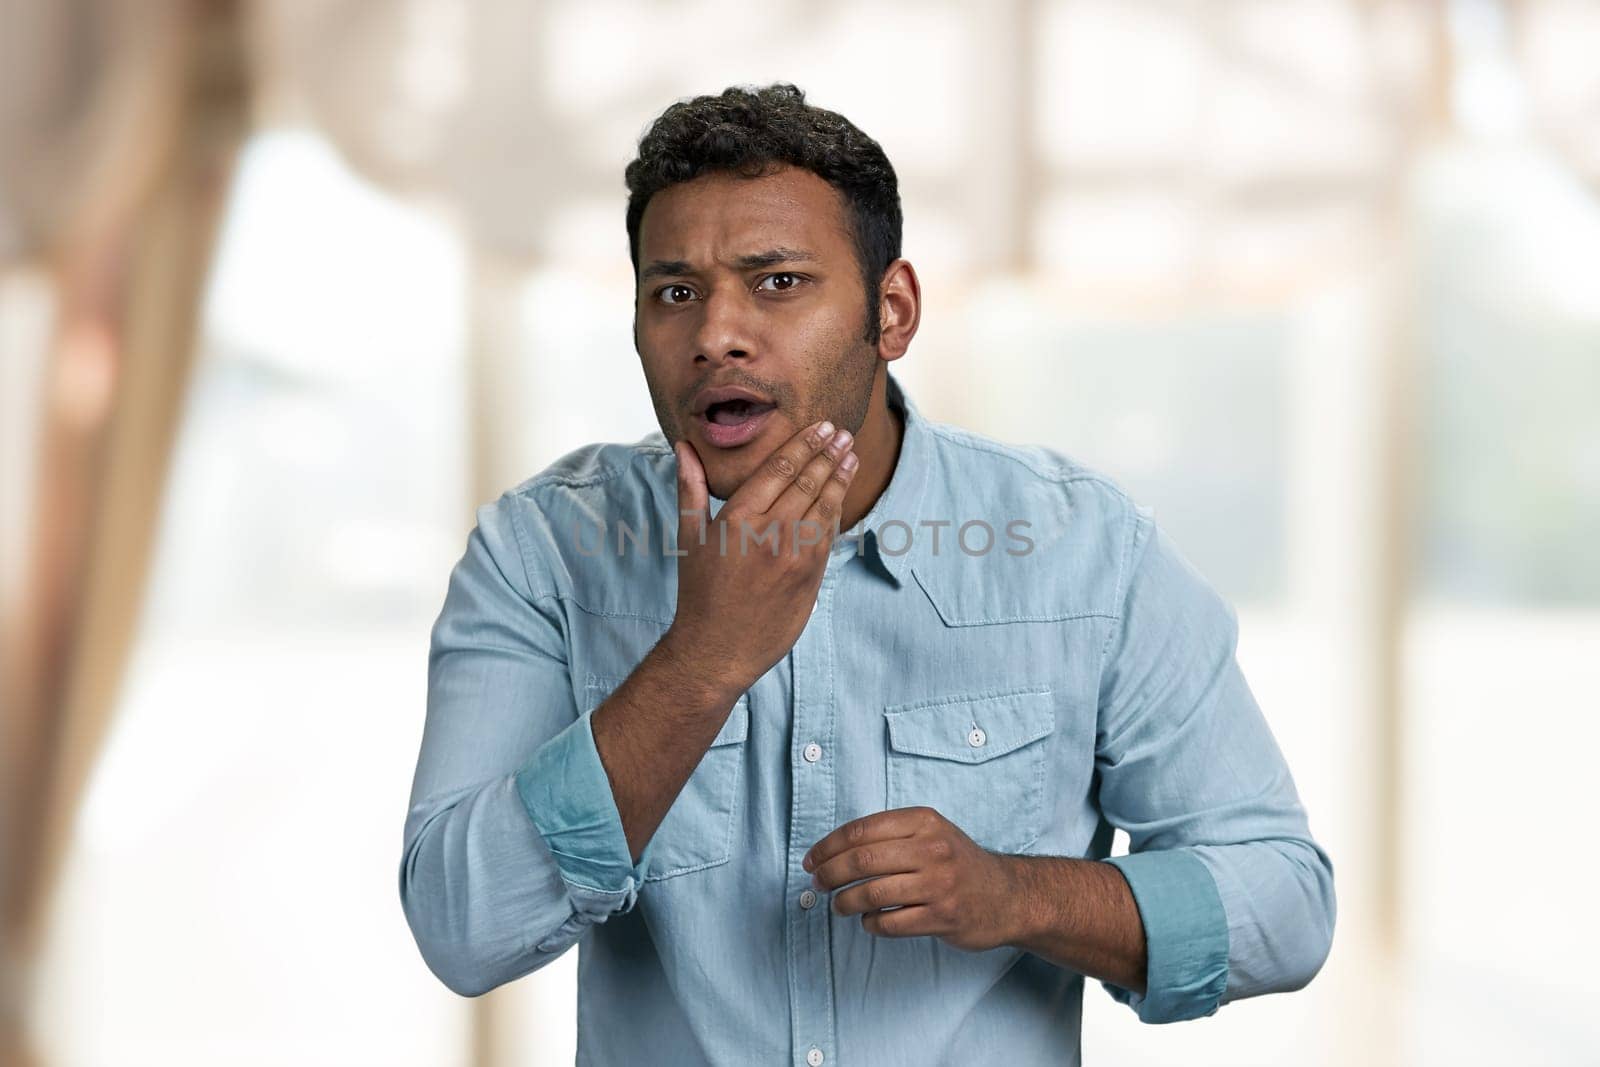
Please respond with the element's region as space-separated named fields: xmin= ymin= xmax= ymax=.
xmin=401 ymin=83 xmax=1334 ymax=1066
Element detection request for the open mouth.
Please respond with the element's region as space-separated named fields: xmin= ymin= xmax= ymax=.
xmin=704 ymin=398 xmax=777 ymax=425
xmin=697 ymin=398 xmax=779 ymax=448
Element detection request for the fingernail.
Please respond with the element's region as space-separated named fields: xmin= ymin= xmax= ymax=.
xmin=802 ymin=853 xmax=813 ymax=871
xmin=831 ymin=429 xmax=851 ymax=451
xmin=841 ymin=452 xmax=859 ymax=471
xmin=817 ymin=421 xmax=834 ymax=439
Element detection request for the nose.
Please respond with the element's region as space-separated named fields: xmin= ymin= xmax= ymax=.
xmin=692 ymin=284 xmax=755 ymax=365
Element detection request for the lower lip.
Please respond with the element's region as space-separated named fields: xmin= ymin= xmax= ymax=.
xmin=697 ymin=406 xmax=777 ymax=449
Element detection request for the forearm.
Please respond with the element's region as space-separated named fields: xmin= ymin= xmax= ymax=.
xmin=1187 ymin=837 xmax=1335 ymax=999
xmin=401 ymin=776 xmax=599 ymax=996
xmin=404 ymin=632 xmax=740 ymax=994
xmin=590 ymin=630 xmax=745 ymax=865
xmin=998 ymin=854 xmax=1147 ymax=994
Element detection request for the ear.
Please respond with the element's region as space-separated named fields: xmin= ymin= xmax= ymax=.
xmin=874 ymin=258 xmax=921 ymax=363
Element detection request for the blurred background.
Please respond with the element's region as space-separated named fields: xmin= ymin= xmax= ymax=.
xmin=2 ymin=0 xmax=1597 ymax=1064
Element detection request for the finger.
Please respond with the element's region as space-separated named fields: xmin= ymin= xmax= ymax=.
xmin=675 ymin=440 xmax=708 ymax=544
xmin=769 ymin=426 xmax=852 ymax=524
xmin=729 ymin=419 xmax=835 ymax=515
xmin=800 ymin=445 xmax=858 ymax=544
xmin=804 ymin=808 xmax=925 ymax=873
xmin=830 ymin=872 xmax=929 ymax=918
xmin=862 ymin=903 xmax=938 ymax=939
xmin=810 ymin=837 xmax=925 ymax=893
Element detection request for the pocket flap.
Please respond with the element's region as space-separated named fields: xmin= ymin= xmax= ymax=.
xmin=884 ymin=685 xmax=1053 ymax=763
xmin=583 ymin=673 xmax=749 ymax=747
xmin=709 ymin=696 xmax=750 ymax=746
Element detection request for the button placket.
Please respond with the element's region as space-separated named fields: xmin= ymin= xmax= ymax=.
xmin=787 ymin=569 xmax=838 ymax=1067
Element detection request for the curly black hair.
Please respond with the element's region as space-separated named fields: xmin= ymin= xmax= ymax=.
xmin=625 ymin=83 xmax=902 ymax=345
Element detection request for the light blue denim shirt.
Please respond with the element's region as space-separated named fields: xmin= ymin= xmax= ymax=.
xmin=401 ymin=372 xmax=1334 ymax=1066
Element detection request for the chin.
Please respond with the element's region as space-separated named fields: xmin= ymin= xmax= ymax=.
xmin=690 ymin=422 xmax=787 ymax=503
xmin=704 ymin=453 xmax=767 ymax=503
xmin=705 ymin=472 xmax=744 ymax=503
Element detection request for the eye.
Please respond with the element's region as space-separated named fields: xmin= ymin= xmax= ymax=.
xmin=655 ymin=283 xmax=697 ymax=306
xmin=757 ymin=272 xmax=805 ymax=293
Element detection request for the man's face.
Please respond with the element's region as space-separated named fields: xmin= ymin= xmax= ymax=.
xmin=633 ymin=164 xmax=879 ymax=502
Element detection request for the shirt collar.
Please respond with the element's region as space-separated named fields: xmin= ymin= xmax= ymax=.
xmin=707 ymin=370 xmax=931 ymax=587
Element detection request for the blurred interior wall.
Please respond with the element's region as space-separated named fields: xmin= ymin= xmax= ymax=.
xmin=0 ymin=3 xmax=251 ymax=1063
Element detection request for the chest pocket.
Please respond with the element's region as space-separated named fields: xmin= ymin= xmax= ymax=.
xmin=583 ymin=675 xmax=749 ymax=882
xmin=883 ymin=685 xmax=1054 ymax=855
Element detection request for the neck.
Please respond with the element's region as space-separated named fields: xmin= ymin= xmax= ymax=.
xmin=838 ymin=367 xmax=904 ymax=532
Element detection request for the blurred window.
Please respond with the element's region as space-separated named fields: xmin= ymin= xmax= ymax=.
xmin=40 ymin=128 xmax=472 ymax=1067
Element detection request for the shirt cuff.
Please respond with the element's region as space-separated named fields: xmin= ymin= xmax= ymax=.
xmin=514 ymin=710 xmax=654 ymax=897
xmin=1101 ymin=849 xmax=1229 ymax=1023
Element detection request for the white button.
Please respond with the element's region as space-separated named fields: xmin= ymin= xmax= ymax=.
xmin=807 ymin=1048 xmax=824 ymax=1066
xmin=967 ymin=727 xmax=987 ymax=748
xmin=802 ymin=742 xmax=822 ymax=763
xmin=799 ymin=889 xmax=817 ymax=909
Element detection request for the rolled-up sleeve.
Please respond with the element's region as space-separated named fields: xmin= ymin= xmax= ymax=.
xmin=1094 ymin=504 xmax=1336 ymax=1023
xmin=514 ymin=707 xmax=647 ymax=895
xmin=400 ymin=491 xmax=654 ymax=998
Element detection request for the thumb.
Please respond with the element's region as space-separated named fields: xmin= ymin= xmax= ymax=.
xmin=674 ymin=440 xmax=708 ymax=537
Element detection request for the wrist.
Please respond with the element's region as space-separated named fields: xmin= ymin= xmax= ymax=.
xmin=653 ymin=626 xmax=749 ymax=708
xmin=995 ymin=853 xmax=1044 ymax=948
xmin=996 ymin=854 xmax=1101 ymax=950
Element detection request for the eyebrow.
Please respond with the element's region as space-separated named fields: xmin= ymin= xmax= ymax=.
xmin=639 ymin=246 xmax=821 ymax=283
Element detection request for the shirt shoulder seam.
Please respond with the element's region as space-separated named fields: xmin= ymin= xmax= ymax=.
xmin=507 ymin=441 xmax=670 ymax=497
xmin=924 ymin=421 xmax=1135 ymax=496
xmin=499 ymin=441 xmax=670 ymax=603
xmin=1099 ymin=502 xmax=1155 ymax=665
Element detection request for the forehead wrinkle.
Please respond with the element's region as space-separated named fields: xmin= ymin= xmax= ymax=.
xmin=731 ymin=246 xmax=821 ymax=270
xmin=639 ymin=245 xmax=826 ymax=283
